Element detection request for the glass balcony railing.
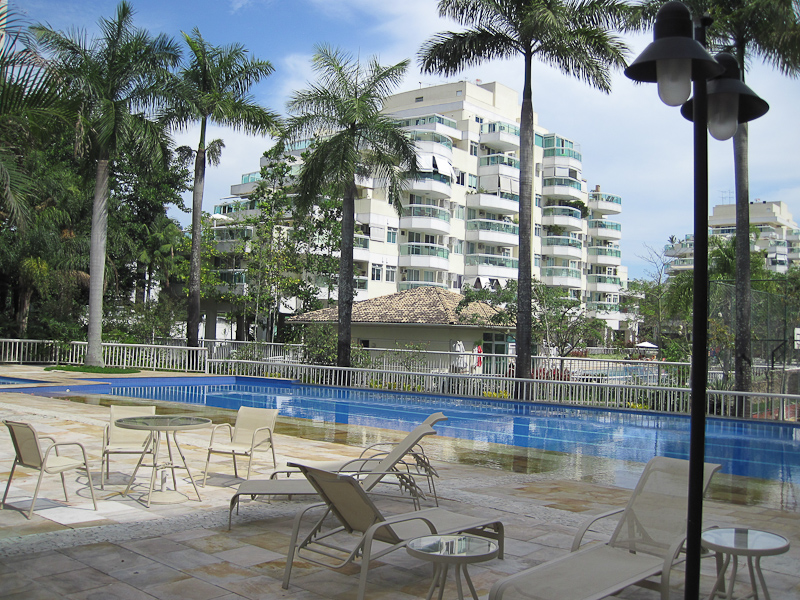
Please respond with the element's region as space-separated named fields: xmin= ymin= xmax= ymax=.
xmin=407 ymin=129 xmax=453 ymax=149
xmin=587 ymin=302 xmax=620 ymax=312
xmin=544 ymin=147 xmax=582 ymax=161
xmin=543 ymin=177 xmax=582 ymax=191
xmin=480 ymin=154 xmax=520 ymax=169
xmin=481 ymin=121 xmax=520 ymax=136
xmin=588 ymin=247 xmax=622 ymax=258
xmin=413 ymin=172 xmax=452 ymax=186
xmin=396 ymin=113 xmax=458 ymax=129
xmin=241 ymin=171 xmax=261 ymax=184
xmin=465 ymin=254 xmax=518 ymax=269
xmin=403 ymin=204 xmax=451 ymax=222
xmin=466 ymin=219 xmax=519 ymax=235
xmin=354 ymin=276 xmax=368 ymax=291
xmin=588 ymin=275 xmax=621 ymax=285
xmin=354 ymin=235 xmax=370 ymax=249
xmin=399 ymin=281 xmax=448 ymax=291
xmin=588 ymin=220 xmax=622 ymax=231
xmin=589 ymin=192 xmax=622 ymax=205
xmin=543 ymin=236 xmax=582 ymax=249
xmin=543 ymin=206 xmax=582 ymax=219
xmin=400 ymin=243 xmax=449 ymax=258
xmin=542 ymin=267 xmax=581 ymax=279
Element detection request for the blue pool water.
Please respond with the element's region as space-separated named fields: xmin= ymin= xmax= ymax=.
xmin=9 ymin=376 xmax=799 ymax=485
xmin=0 ymin=376 xmax=44 ymax=385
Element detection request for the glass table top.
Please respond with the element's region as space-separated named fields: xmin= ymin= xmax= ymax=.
xmin=115 ymin=415 xmax=212 ymax=431
xmin=407 ymin=535 xmax=498 ymax=560
xmin=701 ymin=528 xmax=790 ymax=555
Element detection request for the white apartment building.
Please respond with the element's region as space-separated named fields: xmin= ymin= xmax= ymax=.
xmin=665 ymin=200 xmax=800 ymax=274
xmin=211 ymin=80 xmax=629 ymax=338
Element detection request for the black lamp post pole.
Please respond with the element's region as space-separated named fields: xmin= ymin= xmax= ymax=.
xmin=685 ymin=16 xmax=712 ymax=600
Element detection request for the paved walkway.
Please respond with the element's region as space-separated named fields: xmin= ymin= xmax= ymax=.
xmin=0 ymin=366 xmax=798 ymax=599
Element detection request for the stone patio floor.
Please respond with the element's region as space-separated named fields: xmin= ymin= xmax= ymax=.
xmin=0 ymin=366 xmax=798 ymax=600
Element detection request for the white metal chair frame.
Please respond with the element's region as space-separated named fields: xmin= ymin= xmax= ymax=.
xmin=100 ymin=405 xmax=156 ymax=489
xmin=202 ymin=407 xmax=277 ymax=485
xmin=2 ymin=420 xmax=98 ymax=519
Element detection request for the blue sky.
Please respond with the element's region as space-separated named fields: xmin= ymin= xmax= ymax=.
xmin=17 ymin=0 xmax=800 ymax=278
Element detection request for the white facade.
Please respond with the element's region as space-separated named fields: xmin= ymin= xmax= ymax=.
xmin=214 ymin=80 xmax=629 ymax=333
xmin=665 ymin=201 xmax=800 ymax=274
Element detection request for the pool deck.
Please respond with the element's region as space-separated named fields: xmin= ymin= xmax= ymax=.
xmin=1 ymin=366 xmax=799 ymax=600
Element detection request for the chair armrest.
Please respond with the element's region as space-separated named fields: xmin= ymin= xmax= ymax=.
xmin=571 ymin=508 xmax=624 ymax=551
xmin=103 ymin=424 xmax=110 ymax=448
xmin=42 ymin=441 xmax=91 ymax=469
xmin=249 ymin=426 xmax=274 ymax=451
xmin=208 ymin=423 xmax=233 ymax=446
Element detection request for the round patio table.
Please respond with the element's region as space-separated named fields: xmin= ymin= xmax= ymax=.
xmin=701 ymin=527 xmax=790 ymax=600
xmin=117 ymin=415 xmax=211 ymax=507
xmin=407 ymin=534 xmax=499 ymax=600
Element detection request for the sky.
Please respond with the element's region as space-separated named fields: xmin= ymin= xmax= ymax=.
xmin=16 ymin=0 xmax=800 ymax=279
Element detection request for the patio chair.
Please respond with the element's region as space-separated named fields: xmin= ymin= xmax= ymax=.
xmin=100 ymin=404 xmax=156 ymax=489
xmin=228 ymin=412 xmax=447 ymax=528
xmin=488 ymin=456 xmax=722 ymax=600
xmin=2 ymin=420 xmax=98 ymax=519
xmin=202 ymin=406 xmax=278 ymax=485
xmin=282 ymin=464 xmax=505 ymax=600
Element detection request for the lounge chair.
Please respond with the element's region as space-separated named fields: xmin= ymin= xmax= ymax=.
xmin=282 ymin=463 xmax=505 ymax=600
xmin=228 ymin=412 xmax=447 ymax=527
xmin=488 ymin=456 xmax=722 ymax=600
xmin=202 ymin=406 xmax=278 ymax=485
xmin=2 ymin=420 xmax=98 ymax=519
xmin=100 ymin=404 xmax=156 ymax=489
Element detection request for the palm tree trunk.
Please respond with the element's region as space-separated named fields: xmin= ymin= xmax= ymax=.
xmin=337 ymin=179 xmax=357 ymax=368
xmin=734 ymin=122 xmax=752 ymax=394
xmin=188 ymin=120 xmax=207 ymax=349
xmin=86 ymin=157 xmax=110 ymax=367
xmin=16 ymin=285 xmax=33 ymax=337
xmin=516 ymin=49 xmax=535 ymax=390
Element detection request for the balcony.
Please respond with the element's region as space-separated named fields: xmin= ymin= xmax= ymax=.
xmin=588 ymin=219 xmax=622 ymax=241
xmin=667 ymin=258 xmax=695 ymax=273
xmin=478 ymin=154 xmax=520 ymax=180
xmin=480 ymin=121 xmax=520 ymax=152
xmin=399 ymin=281 xmax=448 ymax=291
xmin=400 ymin=204 xmax=451 ymax=236
xmin=587 ymin=246 xmax=622 ymax=266
xmin=465 ymin=219 xmax=519 ymax=246
xmin=541 ymin=266 xmax=582 ymax=288
xmin=587 ymin=274 xmax=622 ymax=293
xmin=587 ymin=301 xmax=621 ymax=314
xmin=397 ymin=113 xmax=462 ymax=141
xmin=542 ymin=236 xmax=583 ymax=259
xmin=588 ymin=192 xmax=622 ymax=215
xmin=541 ymin=206 xmax=584 ymax=231
xmin=408 ymin=172 xmax=451 ymax=198
xmin=353 ymin=235 xmax=370 ymax=262
xmin=465 ymin=254 xmax=518 ymax=279
xmin=466 ymin=191 xmax=519 ymax=215
xmin=542 ymin=177 xmax=584 ymax=201
xmin=399 ymin=243 xmax=450 ymax=271
xmin=664 ymin=240 xmax=694 ymax=257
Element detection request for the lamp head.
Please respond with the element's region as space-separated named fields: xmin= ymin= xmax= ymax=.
xmin=624 ymin=1 xmax=724 ymax=106
xmin=680 ymin=52 xmax=770 ymax=140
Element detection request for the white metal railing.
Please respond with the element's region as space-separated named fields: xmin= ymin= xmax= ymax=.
xmin=207 ymin=359 xmax=800 ymax=422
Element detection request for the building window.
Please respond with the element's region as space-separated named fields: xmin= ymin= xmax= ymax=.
xmin=535 ymin=194 xmax=542 ymax=207
xmin=468 ymin=174 xmax=478 ymax=189
xmin=371 ymin=264 xmax=382 ymax=281
xmin=470 ymin=142 xmax=478 ymax=156
xmin=456 ymin=90 xmax=463 ymax=96
xmin=415 ymin=96 xmax=423 ymax=103
xmin=475 ymin=116 xmax=484 ymax=124
xmin=387 ymin=227 xmax=397 ymax=243
xmin=455 ymin=171 xmax=465 ymax=186
xmin=534 ymin=224 xmax=541 ymax=237
xmin=386 ymin=265 xmax=396 ymax=282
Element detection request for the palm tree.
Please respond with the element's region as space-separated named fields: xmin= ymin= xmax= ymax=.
xmin=167 ymin=29 xmax=279 ymax=348
xmin=633 ymin=0 xmax=800 ymax=391
xmin=419 ymin=0 xmax=629 ymax=381
xmin=32 ymin=1 xmax=180 ymax=366
xmin=284 ymin=45 xmax=419 ymax=367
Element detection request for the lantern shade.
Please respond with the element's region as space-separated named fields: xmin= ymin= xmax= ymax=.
xmin=624 ymin=2 xmax=724 ymax=85
xmin=680 ymin=53 xmax=770 ymax=127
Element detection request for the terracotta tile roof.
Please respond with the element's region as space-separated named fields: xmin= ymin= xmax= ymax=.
xmin=287 ymin=286 xmax=505 ymax=326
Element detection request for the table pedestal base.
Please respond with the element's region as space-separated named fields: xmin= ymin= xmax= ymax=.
xmin=708 ymin=553 xmax=772 ymax=600
xmin=425 ymin=563 xmax=478 ymax=600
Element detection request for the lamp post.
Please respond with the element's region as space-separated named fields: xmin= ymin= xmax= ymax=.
xmin=625 ymin=2 xmax=768 ymax=598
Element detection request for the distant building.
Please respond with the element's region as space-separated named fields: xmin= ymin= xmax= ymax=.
xmin=665 ymin=200 xmax=800 ymax=274
xmin=208 ymin=80 xmax=631 ymax=341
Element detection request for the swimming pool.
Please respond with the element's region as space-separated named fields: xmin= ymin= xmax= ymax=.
xmin=0 ymin=376 xmax=44 ymax=385
xmin=15 ymin=376 xmax=798 ymax=486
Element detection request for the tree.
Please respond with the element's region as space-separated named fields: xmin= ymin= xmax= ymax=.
xmin=419 ymin=0 xmax=629 ymax=382
xmin=167 ymin=29 xmax=279 ymax=348
xmin=32 ymin=1 xmax=181 ymax=366
xmin=284 ymin=45 xmax=419 ymax=368
xmin=633 ymin=0 xmax=800 ymax=392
